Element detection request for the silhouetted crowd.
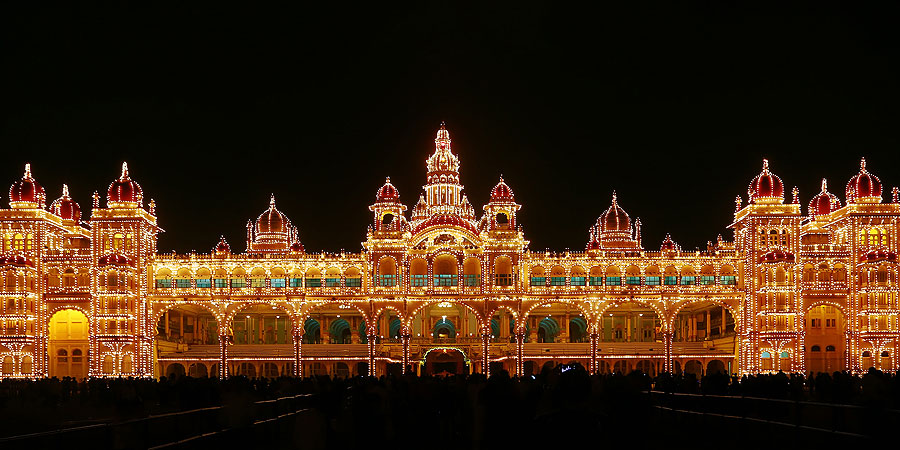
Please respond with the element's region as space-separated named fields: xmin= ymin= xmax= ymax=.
xmin=2 ymin=367 xmax=899 ymax=445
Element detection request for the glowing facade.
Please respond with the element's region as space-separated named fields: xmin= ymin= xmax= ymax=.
xmin=1 ymin=124 xmax=898 ymax=379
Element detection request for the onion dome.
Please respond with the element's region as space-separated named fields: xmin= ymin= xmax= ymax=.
xmin=748 ymin=159 xmax=784 ymax=204
xmin=413 ymin=213 xmax=478 ymax=234
xmin=600 ymin=192 xmax=631 ymax=233
xmin=376 ymin=177 xmax=400 ymax=202
xmin=0 ymin=253 xmax=35 ymax=267
xmin=256 ymin=194 xmax=288 ymax=234
xmin=759 ymin=249 xmax=795 ymax=263
xmin=290 ymin=242 xmax=304 ymax=253
xmin=808 ymin=178 xmax=840 ymax=217
xmin=51 ymin=184 xmax=81 ymax=222
xmin=660 ymin=234 xmax=678 ymax=251
xmin=846 ymin=157 xmax=883 ymax=203
xmin=98 ymin=252 xmax=133 ymax=266
xmin=107 ymin=162 xmax=143 ymax=207
xmin=490 ymin=176 xmax=515 ymax=202
xmin=860 ymin=249 xmax=898 ymax=263
xmin=214 ymin=235 xmax=231 ymax=254
xmin=9 ymin=163 xmax=46 ymax=209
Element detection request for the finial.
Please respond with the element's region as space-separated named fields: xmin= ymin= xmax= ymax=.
xmin=499 ymin=174 xmax=504 ymax=182
xmin=92 ymin=191 xmax=100 ymax=208
xmin=860 ymin=157 xmax=867 ymax=171
xmin=440 ymin=120 xmax=446 ymax=129
xmin=385 ymin=176 xmax=391 ymax=183
xmin=792 ymin=186 xmax=799 ymax=203
xmin=762 ymin=159 xmax=769 ymax=171
xmin=24 ymin=163 xmax=31 ymax=178
xmin=893 ymin=187 xmax=899 ymax=203
xmin=821 ymin=178 xmax=827 ymax=191
xmin=269 ymin=193 xmax=276 ymax=207
xmin=149 ymin=198 xmax=156 ymax=215
xmin=62 ymin=184 xmax=70 ymax=197
xmin=121 ymin=162 xmax=129 ymax=178
xmin=611 ymin=191 xmax=617 ymax=204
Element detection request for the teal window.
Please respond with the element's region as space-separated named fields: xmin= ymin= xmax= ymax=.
xmin=721 ymin=276 xmax=736 ymax=285
xmin=700 ymin=275 xmax=716 ymax=285
xmin=251 ymin=278 xmax=266 ymax=288
xmin=589 ymin=276 xmax=603 ymax=286
xmin=155 ymin=279 xmax=171 ymax=288
xmin=664 ymin=276 xmax=677 ymax=285
xmin=306 ymin=278 xmax=322 ymax=287
xmin=289 ymin=278 xmax=303 ymax=288
xmin=379 ymin=274 xmax=395 ymax=287
xmin=680 ymin=276 xmax=695 ymax=285
xmin=570 ymin=276 xmax=586 ymax=286
xmin=606 ymin=276 xmax=621 ymax=286
xmin=550 ymin=276 xmax=566 ymax=286
xmin=530 ymin=276 xmax=546 ymax=286
xmin=646 ymin=276 xmax=661 ymax=286
xmin=326 ymin=278 xmax=341 ymax=287
xmin=214 ymin=278 xmax=227 ymax=288
xmin=175 ymin=279 xmax=191 ymax=288
xmin=495 ymin=274 xmax=513 ymax=286
xmin=231 ymin=278 xmax=246 ymax=288
xmin=626 ymin=276 xmax=641 ymax=285
xmin=412 ymin=274 xmax=427 ymax=287
xmin=196 ymin=278 xmax=211 ymax=288
xmin=271 ymin=278 xmax=285 ymax=288
xmin=434 ymin=274 xmax=457 ymax=286
xmin=464 ymin=274 xmax=480 ymax=287
xmin=346 ymin=278 xmax=362 ymax=287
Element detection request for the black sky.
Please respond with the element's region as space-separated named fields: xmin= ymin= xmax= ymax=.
xmin=2 ymin=2 xmax=899 ymax=254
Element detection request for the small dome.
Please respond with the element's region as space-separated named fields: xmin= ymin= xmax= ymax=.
xmin=51 ymin=184 xmax=81 ymax=222
xmin=107 ymin=162 xmax=143 ymax=207
xmin=256 ymin=194 xmax=288 ymax=234
xmin=214 ymin=235 xmax=231 ymax=254
xmin=759 ymin=249 xmax=795 ymax=263
xmin=748 ymin=159 xmax=784 ymax=204
xmin=660 ymin=233 xmax=678 ymax=251
xmin=376 ymin=177 xmax=400 ymax=202
xmin=809 ymin=178 xmax=841 ymax=217
xmin=490 ymin=176 xmax=515 ymax=202
xmin=599 ymin=192 xmax=631 ymax=233
xmin=0 ymin=253 xmax=35 ymax=267
xmin=290 ymin=242 xmax=304 ymax=253
xmin=860 ymin=249 xmax=897 ymax=263
xmin=846 ymin=158 xmax=883 ymax=203
xmin=9 ymin=163 xmax=46 ymax=208
xmin=98 ymin=252 xmax=133 ymax=266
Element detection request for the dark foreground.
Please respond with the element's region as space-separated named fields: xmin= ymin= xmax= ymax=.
xmin=2 ymin=367 xmax=897 ymax=448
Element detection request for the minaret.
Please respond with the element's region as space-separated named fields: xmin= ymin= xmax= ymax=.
xmin=424 ymin=121 xmax=463 ymax=212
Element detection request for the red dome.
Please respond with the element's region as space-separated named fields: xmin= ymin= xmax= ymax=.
xmin=808 ymin=178 xmax=840 ymax=217
xmin=376 ymin=177 xmax=400 ymax=202
xmin=860 ymin=249 xmax=897 ymax=263
xmin=660 ymin=234 xmax=678 ymax=251
xmin=51 ymin=184 xmax=81 ymax=222
xmin=600 ymin=192 xmax=631 ymax=233
xmin=256 ymin=194 xmax=288 ymax=234
xmin=98 ymin=252 xmax=133 ymax=266
xmin=290 ymin=242 xmax=304 ymax=252
xmin=0 ymin=253 xmax=34 ymax=267
xmin=490 ymin=176 xmax=515 ymax=202
xmin=748 ymin=159 xmax=784 ymax=204
xmin=414 ymin=213 xmax=478 ymax=234
xmin=9 ymin=164 xmax=46 ymax=208
xmin=214 ymin=235 xmax=231 ymax=254
xmin=107 ymin=162 xmax=143 ymax=206
xmin=846 ymin=158 xmax=883 ymax=203
xmin=759 ymin=249 xmax=795 ymax=263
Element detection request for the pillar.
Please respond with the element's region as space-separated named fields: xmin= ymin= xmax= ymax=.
xmin=367 ymin=334 xmax=377 ymax=376
xmin=664 ymin=331 xmax=674 ymax=373
xmin=292 ymin=333 xmax=302 ymax=377
xmin=590 ymin=332 xmax=599 ymax=374
xmin=481 ymin=330 xmax=491 ymax=377
xmin=515 ymin=332 xmax=525 ymax=376
xmin=218 ymin=332 xmax=228 ymax=378
xmin=705 ymin=310 xmax=711 ymax=339
xmin=401 ymin=332 xmax=410 ymax=374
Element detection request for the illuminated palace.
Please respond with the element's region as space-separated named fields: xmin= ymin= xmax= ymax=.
xmin=1 ymin=124 xmax=898 ymax=380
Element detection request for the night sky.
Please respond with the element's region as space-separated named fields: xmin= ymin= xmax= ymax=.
xmin=2 ymin=2 xmax=899 ymax=254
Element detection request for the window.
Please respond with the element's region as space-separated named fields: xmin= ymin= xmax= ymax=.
xmin=346 ymin=277 xmax=361 ymax=287
xmin=251 ymin=278 xmax=266 ymax=288
xmin=214 ymin=278 xmax=228 ymax=288
xmin=606 ymin=276 xmax=621 ymax=286
xmin=412 ymin=274 xmax=427 ymax=287
xmin=434 ymin=274 xmax=457 ymax=286
xmin=155 ymin=279 xmax=170 ymax=288
xmin=680 ymin=276 xmax=695 ymax=285
xmin=289 ymin=278 xmax=303 ymax=288
xmin=664 ymin=276 xmax=677 ymax=285
xmin=306 ymin=278 xmax=322 ymax=288
xmin=826 ymin=318 xmax=836 ymax=328
xmin=231 ymin=278 xmax=246 ymax=288
xmin=379 ymin=274 xmax=396 ymax=287
xmin=550 ymin=276 xmax=566 ymax=286
xmin=530 ymin=276 xmax=546 ymax=286
xmin=700 ymin=275 xmax=715 ymax=285
xmin=810 ymin=318 xmax=821 ymax=328
xmin=570 ymin=276 xmax=586 ymax=286
xmin=625 ymin=276 xmax=641 ymax=285
xmin=721 ymin=276 xmax=736 ymax=285
xmin=646 ymin=276 xmax=660 ymax=286
xmin=325 ymin=278 xmax=341 ymax=287
xmin=589 ymin=276 xmax=603 ymax=286
xmin=495 ymin=274 xmax=513 ymax=286
xmin=464 ymin=274 xmax=480 ymax=287
xmin=176 ymin=278 xmax=191 ymax=288
xmin=810 ymin=345 xmax=821 ymax=352
xmin=196 ymin=278 xmax=211 ymax=288
xmin=271 ymin=278 xmax=285 ymax=288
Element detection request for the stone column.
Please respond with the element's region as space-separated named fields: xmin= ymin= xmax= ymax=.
xmin=481 ymin=329 xmax=491 ymax=377
xmin=401 ymin=330 xmax=411 ymax=374
xmin=590 ymin=332 xmax=600 ymax=374
xmin=664 ymin=331 xmax=674 ymax=373
xmin=218 ymin=331 xmax=228 ymax=379
xmin=367 ymin=333 xmax=377 ymax=377
xmin=292 ymin=333 xmax=303 ymax=377
xmin=515 ymin=332 xmax=525 ymax=376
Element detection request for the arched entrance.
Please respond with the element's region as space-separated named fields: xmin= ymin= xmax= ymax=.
xmin=49 ymin=309 xmax=89 ymax=379
xmin=424 ymin=348 xmax=466 ymax=376
xmin=804 ymin=305 xmax=846 ymax=374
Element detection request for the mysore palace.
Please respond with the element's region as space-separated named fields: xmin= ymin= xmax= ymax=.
xmin=0 ymin=123 xmax=898 ymax=380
